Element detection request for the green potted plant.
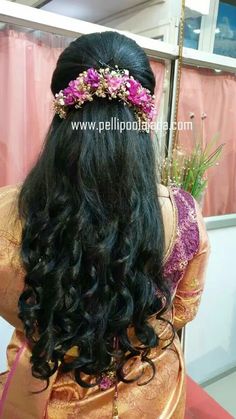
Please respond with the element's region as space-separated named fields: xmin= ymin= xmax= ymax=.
xmin=160 ymin=113 xmax=225 ymax=207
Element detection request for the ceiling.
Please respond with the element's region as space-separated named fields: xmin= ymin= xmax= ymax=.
xmin=8 ymin=0 xmax=154 ymax=24
xmin=43 ymin=0 xmax=151 ymax=23
xmin=7 ymin=0 xmax=47 ymax=6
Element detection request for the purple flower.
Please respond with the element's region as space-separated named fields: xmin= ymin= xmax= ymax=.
xmin=146 ymin=106 xmax=157 ymax=121
xmin=136 ymin=89 xmax=150 ymax=105
xmin=127 ymin=78 xmax=140 ymax=103
xmin=54 ymin=67 xmax=156 ymax=125
xmin=63 ymin=81 xmax=88 ymax=105
xmin=127 ymin=79 xmax=153 ymax=109
xmin=63 ymin=91 xmax=75 ymax=105
xmin=99 ymin=376 xmax=114 ymax=391
xmin=84 ymin=68 xmax=100 ymax=88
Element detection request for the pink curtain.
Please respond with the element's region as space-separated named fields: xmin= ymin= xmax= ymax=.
xmin=0 ymin=27 xmax=166 ymax=188
xmin=178 ymin=66 xmax=236 ymax=216
xmin=150 ymin=60 xmax=165 ymax=114
xmin=0 ymin=26 xmax=72 ymax=187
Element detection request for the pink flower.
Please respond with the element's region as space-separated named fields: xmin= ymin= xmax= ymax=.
xmin=99 ymin=376 xmax=114 ymax=391
xmin=136 ymin=89 xmax=150 ymax=105
xmin=146 ymin=106 xmax=157 ymax=121
xmin=63 ymin=81 xmax=78 ymax=104
xmin=63 ymin=80 xmax=88 ymax=105
xmin=105 ymin=74 xmax=123 ymax=93
xmin=126 ymin=78 xmax=140 ymax=103
xmin=127 ymin=79 xmax=153 ymax=109
xmin=63 ymin=92 xmax=75 ymax=105
xmin=84 ymin=68 xmax=100 ymax=88
xmin=54 ymin=66 xmax=156 ymax=125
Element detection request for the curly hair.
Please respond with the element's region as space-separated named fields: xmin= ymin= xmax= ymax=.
xmin=18 ymin=31 xmax=173 ymax=389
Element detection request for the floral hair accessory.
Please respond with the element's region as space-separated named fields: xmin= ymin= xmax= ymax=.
xmin=53 ymin=66 xmax=156 ymax=125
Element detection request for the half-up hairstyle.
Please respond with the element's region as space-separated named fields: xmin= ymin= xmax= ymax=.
xmin=18 ymin=31 xmax=172 ymax=388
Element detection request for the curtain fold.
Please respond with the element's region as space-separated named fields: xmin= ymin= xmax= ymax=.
xmin=0 ymin=26 xmax=72 ymax=187
xmin=0 ymin=27 xmax=166 ymax=189
xmin=177 ymin=66 xmax=236 ymax=216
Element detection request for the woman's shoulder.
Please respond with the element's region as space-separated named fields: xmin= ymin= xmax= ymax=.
xmin=0 ymin=183 xmax=21 ymax=215
xmin=157 ymin=183 xmax=170 ymax=198
xmin=0 ymin=183 xmax=20 ymax=198
xmin=0 ymin=183 xmax=22 ymax=244
xmin=162 ymin=185 xmax=207 ymax=273
xmin=161 ymin=184 xmax=200 ymax=217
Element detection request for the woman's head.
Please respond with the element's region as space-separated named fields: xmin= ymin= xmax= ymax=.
xmin=18 ymin=31 xmax=172 ymax=388
xmin=51 ymin=31 xmax=155 ymax=97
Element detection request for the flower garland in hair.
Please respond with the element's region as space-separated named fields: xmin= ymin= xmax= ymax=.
xmin=53 ymin=66 xmax=156 ymax=125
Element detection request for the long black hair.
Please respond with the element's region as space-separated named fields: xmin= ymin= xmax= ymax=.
xmin=18 ymin=31 xmax=172 ymax=388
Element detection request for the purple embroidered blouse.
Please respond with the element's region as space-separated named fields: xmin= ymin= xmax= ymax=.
xmin=163 ymin=186 xmax=200 ymax=295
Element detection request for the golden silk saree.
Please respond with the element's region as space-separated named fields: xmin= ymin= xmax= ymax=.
xmin=0 ymin=184 xmax=210 ymax=419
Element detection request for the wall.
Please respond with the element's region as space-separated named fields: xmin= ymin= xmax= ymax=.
xmin=100 ymin=0 xmax=180 ymax=43
xmin=185 ymin=225 xmax=236 ymax=384
xmin=0 ymin=318 xmax=13 ymax=371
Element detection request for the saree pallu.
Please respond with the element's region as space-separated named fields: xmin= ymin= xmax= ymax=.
xmin=0 ymin=312 xmax=186 ymax=419
xmin=46 ymin=315 xmax=186 ymax=419
xmin=0 ymin=184 xmax=211 ymax=418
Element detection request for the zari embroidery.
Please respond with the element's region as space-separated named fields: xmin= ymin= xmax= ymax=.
xmin=163 ymin=186 xmax=200 ymax=292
